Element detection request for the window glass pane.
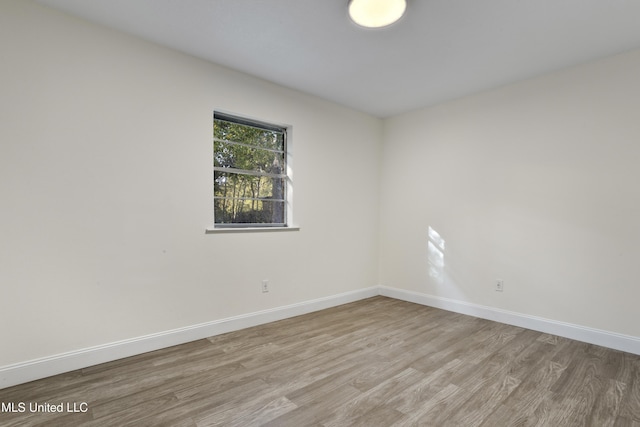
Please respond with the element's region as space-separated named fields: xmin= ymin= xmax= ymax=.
xmin=213 ymin=112 xmax=288 ymax=228
xmin=214 ymin=140 xmax=285 ymax=175
xmin=214 ymin=198 xmax=285 ymax=225
xmin=214 ymin=171 xmax=285 ymax=200
xmin=214 ymin=119 xmax=284 ymax=151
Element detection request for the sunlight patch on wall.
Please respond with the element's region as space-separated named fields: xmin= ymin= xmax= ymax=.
xmin=428 ymin=226 xmax=445 ymax=283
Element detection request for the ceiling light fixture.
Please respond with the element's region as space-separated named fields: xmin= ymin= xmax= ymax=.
xmin=348 ymin=0 xmax=407 ymax=28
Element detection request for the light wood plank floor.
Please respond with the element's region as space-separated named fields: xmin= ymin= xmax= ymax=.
xmin=1 ymin=296 xmax=639 ymax=426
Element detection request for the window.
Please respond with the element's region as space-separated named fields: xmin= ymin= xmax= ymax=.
xmin=213 ymin=112 xmax=288 ymax=228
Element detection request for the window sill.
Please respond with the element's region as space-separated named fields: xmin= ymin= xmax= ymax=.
xmin=205 ymin=226 xmax=300 ymax=234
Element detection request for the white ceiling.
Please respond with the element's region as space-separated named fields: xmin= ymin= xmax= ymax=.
xmin=37 ymin=0 xmax=640 ymax=118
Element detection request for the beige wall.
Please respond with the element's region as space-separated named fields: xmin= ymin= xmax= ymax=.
xmin=380 ymin=48 xmax=640 ymax=338
xmin=0 ymin=0 xmax=382 ymax=366
xmin=3 ymin=0 xmax=640 ymax=372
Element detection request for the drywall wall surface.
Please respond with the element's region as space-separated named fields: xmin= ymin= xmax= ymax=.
xmin=0 ymin=0 xmax=381 ymax=366
xmin=379 ymin=48 xmax=640 ymax=338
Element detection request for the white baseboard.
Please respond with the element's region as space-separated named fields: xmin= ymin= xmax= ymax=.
xmin=3 ymin=285 xmax=639 ymax=390
xmin=0 ymin=287 xmax=378 ymax=390
xmin=379 ymin=285 xmax=640 ymax=356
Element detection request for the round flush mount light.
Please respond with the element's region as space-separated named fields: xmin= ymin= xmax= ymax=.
xmin=348 ymin=0 xmax=407 ymax=28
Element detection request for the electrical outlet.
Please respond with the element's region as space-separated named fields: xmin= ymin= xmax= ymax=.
xmin=495 ymin=280 xmax=504 ymax=292
xmin=262 ymin=279 xmax=269 ymax=293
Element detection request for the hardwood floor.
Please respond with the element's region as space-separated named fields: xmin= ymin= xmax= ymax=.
xmin=1 ymin=296 xmax=639 ymax=426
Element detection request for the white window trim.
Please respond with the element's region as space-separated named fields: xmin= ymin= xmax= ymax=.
xmin=205 ymin=226 xmax=300 ymax=234
xmin=208 ymin=111 xmax=298 ymax=232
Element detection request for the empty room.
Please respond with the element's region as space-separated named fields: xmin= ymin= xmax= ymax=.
xmin=1 ymin=0 xmax=640 ymax=425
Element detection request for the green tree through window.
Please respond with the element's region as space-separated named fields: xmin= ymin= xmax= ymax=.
xmin=213 ymin=112 xmax=287 ymax=227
